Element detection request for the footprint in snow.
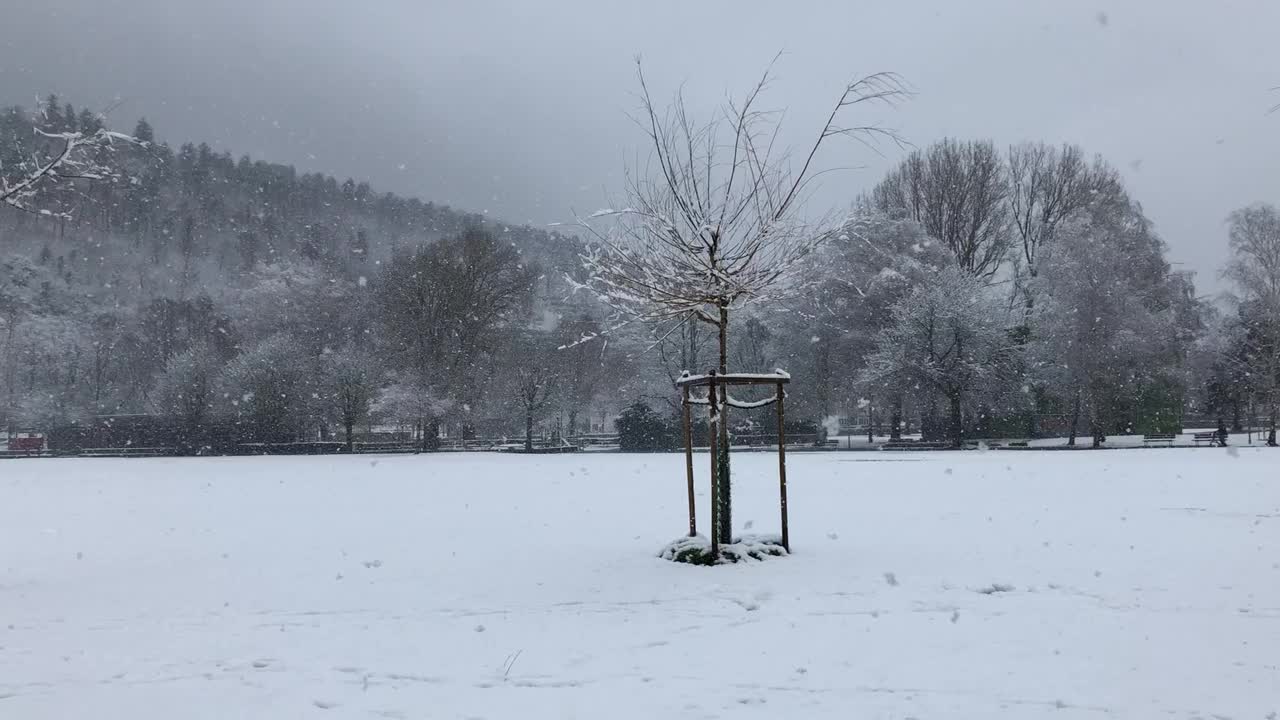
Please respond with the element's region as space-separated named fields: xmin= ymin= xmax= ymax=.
xmin=976 ymin=583 xmax=1014 ymax=595
xmin=313 ymin=699 xmax=339 ymax=710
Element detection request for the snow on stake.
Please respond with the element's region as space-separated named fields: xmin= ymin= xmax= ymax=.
xmin=669 ymin=369 xmax=791 ymax=564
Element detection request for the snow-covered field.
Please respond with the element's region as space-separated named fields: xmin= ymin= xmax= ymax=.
xmin=2 ymin=449 xmax=1277 ymax=719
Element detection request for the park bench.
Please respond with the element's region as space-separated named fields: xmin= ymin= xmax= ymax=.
xmin=1142 ymin=433 xmax=1177 ymax=446
xmin=882 ymin=439 xmax=951 ymax=451
xmin=7 ymin=435 xmax=45 ymax=454
xmin=1192 ymin=431 xmax=1223 ymax=447
xmin=75 ymin=447 xmax=174 ymax=458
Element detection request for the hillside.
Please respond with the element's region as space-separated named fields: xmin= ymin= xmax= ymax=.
xmin=1 ymin=98 xmax=597 ymax=434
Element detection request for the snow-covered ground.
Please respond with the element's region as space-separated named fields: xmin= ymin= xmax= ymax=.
xmin=2 ymin=449 xmax=1277 ymax=719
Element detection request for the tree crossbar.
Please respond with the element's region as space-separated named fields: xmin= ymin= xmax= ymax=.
xmin=684 ymin=394 xmax=780 ymax=410
xmin=678 ymin=369 xmax=790 ymax=558
xmin=676 ymin=371 xmax=791 ymax=387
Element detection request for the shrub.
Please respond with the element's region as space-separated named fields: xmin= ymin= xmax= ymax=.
xmin=616 ymin=401 xmax=676 ymax=451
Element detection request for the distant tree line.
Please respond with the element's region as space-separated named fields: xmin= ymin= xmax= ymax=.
xmin=2 ymin=97 xmax=1277 ymax=450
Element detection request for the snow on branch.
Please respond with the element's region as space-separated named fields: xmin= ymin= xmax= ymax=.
xmin=1 ymin=118 xmax=146 ymax=217
xmin=568 ymin=58 xmax=909 ymax=340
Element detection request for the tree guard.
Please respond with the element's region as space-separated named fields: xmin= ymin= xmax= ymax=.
xmin=676 ymin=369 xmax=791 ymax=557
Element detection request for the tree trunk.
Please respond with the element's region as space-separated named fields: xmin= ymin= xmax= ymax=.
xmin=1269 ymin=407 xmax=1277 ymax=447
xmin=947 ymin=389 xmax=963 ymax=448
xmin=425 ymin=418 xmax=439 ymax=451
xmin=344 ymin=418 xmax=354 ymax=453
xmin=1068 ymin=391 xmax=1081 ymax=447
xmin=1231 ymin=399 xmax=1242 ymax=433
xmin=890 ymin=395 xmax=902 ymax=441
xmin=1090 ymin=396 xmax=1104 ymax=448
xmin=716 ymin=304 xmax=732 ymax=546
xmin=1026 ymin=384 xmax=1042 ymax=439
xmin=568 ymin=408 xmax=579 ymax=439
xmin=526 ymin=411 xmax=534 ymax=452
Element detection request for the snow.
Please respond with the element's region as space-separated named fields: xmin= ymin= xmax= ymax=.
xmin=2 ymin=449 xmax=1278 ymax=718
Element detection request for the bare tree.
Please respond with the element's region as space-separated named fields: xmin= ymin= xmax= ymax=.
xmin=870 ymin=139 xmax=1010 ymax=278
xmin=555 ymin=313 xmax=608 ymax=436
xmin=377 ymin=227 xmax=537 ymax=427
xmin=1 ymin=105 xmax=142 ymax=216
xmin=513 ymin=336 xmax=560 ymax=451
xmin=321 ymin=346 xmax=381 ymax=452
xmin=655 ymin=317 xmax=711 ymax=412
xmin=1007 ymin=142 xmax=1122 ymax=306
xmin=575 ymin=57 xmax=907 ymax=543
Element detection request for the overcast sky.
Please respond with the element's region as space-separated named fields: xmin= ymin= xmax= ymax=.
xmin=3 ymin=0 xmax=1278 ymax=294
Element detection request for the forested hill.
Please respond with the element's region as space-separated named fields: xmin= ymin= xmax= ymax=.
xmin=0 ymin=97 xmax=592 ymax=431
xmin=1 ymin=96 xmax=583 ymax=289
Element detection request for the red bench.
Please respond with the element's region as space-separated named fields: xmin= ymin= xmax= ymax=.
xmin=8 ymin=435 xmax=45 ymax=453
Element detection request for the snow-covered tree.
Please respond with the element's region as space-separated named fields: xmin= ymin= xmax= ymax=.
xmin=371 ymin=377 xmax=453 ymax=450
xmin=1006 ymin=143 xmax=1123 ymax=303
xmin=554 ymin=313 xmax=609 ymax=436
xmin=1 ymin=103 xmax=142 ymax=217
xmin=320 ymin=346 xmax=381 ymax=451
xmin=576 ymin=58 xmax=907 ymax=542
xmin=219 ymin=334 xmax=318 ymax=443
xmin=1224 ymin=203 xmax=1280 ymax=444
xmin=1030 ymin=208 xmax=1184 ymax=446
xmin=789 ymin=210 xmax=953 ymax=436
xmin=1190 ymin=308 xmax=1253 ymax=431
xmin=377 ymin=227 xmax=537 ymax=431
xmin=151 ymin=343 xmax=223 ymax=439
xmin=861 ymin=266 xmax=1012 ymax=446
xmin=511 ymin=334 xmax=561 ymax=451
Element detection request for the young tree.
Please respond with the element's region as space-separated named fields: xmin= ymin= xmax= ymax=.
xmin=576 ymin=58 xmax=907 ymax=543
xmin=861 ymin=266 xmax=1012 ymax=446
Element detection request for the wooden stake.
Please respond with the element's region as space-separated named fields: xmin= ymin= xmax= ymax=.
xmin=708 ymin=373 xmax=719 ymax=558
xmin=682 ymin=385 xmax=696 ymax=537
xmin=776 ymin=381 xmax=790 ymax=553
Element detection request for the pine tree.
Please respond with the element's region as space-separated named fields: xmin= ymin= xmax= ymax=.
xmin=133 ymin=118 xmax=155 ymax=144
